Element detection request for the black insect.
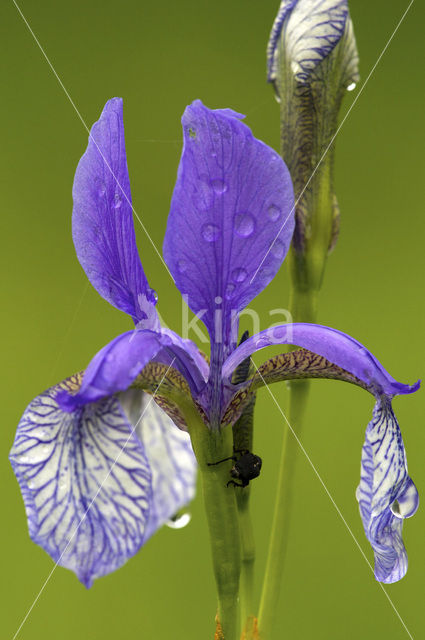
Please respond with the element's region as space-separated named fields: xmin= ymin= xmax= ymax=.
xmin=208 ymin=449 xmax=262 ymax=488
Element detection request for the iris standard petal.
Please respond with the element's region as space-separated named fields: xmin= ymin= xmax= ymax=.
xmin=267 ymin=0 xmax=350 ymax=85
xmin=9 ymin=377 xmax=152 ymax=588
xmin=72 ymin=97 xmax=158 ymax=326
xmin=222 ymin=323 xmax=419 ymax=396
xmin=119 ymin=389 xmax=197 ymax=540
xmin=163 ymin=100 xmax=295 ymax=347
xmin=356 ymin=396 xmax=418 ymax=582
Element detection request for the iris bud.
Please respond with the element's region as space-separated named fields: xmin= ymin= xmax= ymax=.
xmin=267 ymin=0 xmax=359 ymax=299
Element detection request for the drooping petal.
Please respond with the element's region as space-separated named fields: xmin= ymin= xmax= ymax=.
xmin=119 ymin=389 xmax=197 ymax=540
xmin=222 ymin=323 xmax=420 ymax=397
xmin=163 ymin=100 xmax=295 ymax=348
xmin=9 ymin=377 xmax=152 ymax=588
xmin=56 ymin=329 xmax=206 ymax=413
xmin=73 ymin=97 xmax=158 ymax=327
xmin=356 ymin=396 xmax=418 ymax=582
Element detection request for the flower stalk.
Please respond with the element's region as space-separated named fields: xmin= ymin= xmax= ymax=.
xmin=187 ymin=410 xmax=241 ymax=640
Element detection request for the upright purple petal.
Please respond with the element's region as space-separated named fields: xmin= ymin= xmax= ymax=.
xmin=163 ymin=100 xmax=295 ymax=348
xmin=356 ymin=397 xmax=418 ymax=582
xmin=222 ymin=323 xmax=419 ymax=397
xmin=9 ymin=379 xmax=152 ymax=588
xmin=73 ymin=98 xmax=158 ymax=326
xmin=119 ymin=389 xmax=197 ymax=540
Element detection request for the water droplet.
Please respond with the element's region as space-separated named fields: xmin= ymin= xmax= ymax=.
xmin=267 ymin=204 xmax=281 ymax=222
xmin=256 ymin=337 xmax=270 ymax=349
xmin=234 ymin=212 xmax=255 ymax=238
xmin=231 ymin=267 xmax=247 ymax=283
xmin=177 ymin=259 xmax=187 ymax=274
xmin=273 ymin=326 xmax=286 ymax=339
xmin=113 ymin=192 xmax=122 ymax=209
xmin=391 ymin=478 xmax=419 ymax=518
xmin=202 ymin=223 xmax=220 ymax=242
xmin=215 ymin=296 xmax=222 ymax=305
xmin=166 ymin=512 xmax=192 ymax=529
xmin=346 ymin=82 xmax=356 ymax=92
xmin=225 ymin=283 xmax=235 ymax=300
xmin=211 ymin=179 xmax=227 ymax=194
xmin=97 ymin=181 xmax=106 ymax=197
xmin=147 ymin=287 xmax=158 ymax=304
xmin=270 ymin=240 xmax=286 ymax=259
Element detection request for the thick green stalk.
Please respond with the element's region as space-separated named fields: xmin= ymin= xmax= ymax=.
xmin=187 ymin=414 xmax=241 ymax=640
xmin=236 ymin=488 xmax=255 ymax=631
xmin=258 ymin=289 xmax=316 ymax=639
xmin=258 ymin=377 xmax=309 ymax=638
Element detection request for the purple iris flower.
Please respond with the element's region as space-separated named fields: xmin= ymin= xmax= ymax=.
xmin=10 ymin=98 xmax=418 ymax=588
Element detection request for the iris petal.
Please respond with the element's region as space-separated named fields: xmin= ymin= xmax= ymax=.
xmin=56 ymin=330 xmax=168 ymax=411
xmin=56 ymin=329 xmax=207 ymax=413
xmin=163 ymin=100 xmax=295 ymax=348
xmin=222 ymin=323 xmax=419 ymax=397
xmin=72 ymin=98 xmax=157 ymax=326
xmin=119 ymin=389 xmax=197 ymax=540
xmin=9 ymin=378 xmax=152 ymax=588
xmin=356 ymin=397 xmax=418 ymax=582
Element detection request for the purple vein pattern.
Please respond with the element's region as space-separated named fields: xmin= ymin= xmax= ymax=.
xmin=356 ymin=397 xmax=419 ymax=582
xmin=10 ymin=382 xmax=152 ymax=588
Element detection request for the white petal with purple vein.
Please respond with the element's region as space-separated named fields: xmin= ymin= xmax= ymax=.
xmin=356 ymin=396 xmax=418 ymax=583
xmin=119 ymin=389 xmax=197 ymax=540
xmin=10 ymin=384 xmax=152 ymax=587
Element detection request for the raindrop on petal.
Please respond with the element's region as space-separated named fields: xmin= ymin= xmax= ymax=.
xmin=233 ymin=213 xmax=256 ymax=238
xmin=202 ymin=223 xmax=220 ymax=242
xmin=231 ymin=268 xmax=247 ymax=283
xmin=113 ymin=192 xmax=122 ymax=209
xmin=225 ymin=283 xmax=236 ymax=300
xmin=270 ymin=240 xmax=286 ymax=259
xmin=211 ymin=179 xmax=227 ymax=194
xmin=267 ymin=204 xmax=281 ymax=222
xmin=177 ymin=259 xmax=188 ymax=274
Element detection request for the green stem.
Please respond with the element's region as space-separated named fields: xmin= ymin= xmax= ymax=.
xmin=258 ymin=380 xmax=309 ymax=638
xmin=188 ymin=415 xmax=241 ymax=640
xmin=236 ymin=489 xmax=255 ymax=630
xmin=258 ymin=288 xmax=316 ymax=639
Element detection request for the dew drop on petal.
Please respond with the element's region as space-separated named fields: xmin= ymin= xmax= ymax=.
xmin=96 ymin=180 xmax=106 ymax=197
xmin=113 ymin=191 xmax=122 ymax=209
xmin=233 ymin=213 xmax=256 ymax=238
xmin=177 ymin=259 xmax=188 ymax=274
xmin=270 ymin=240 xmax=286 ymax=259
xmin=147 ymin=287 xmax=158 ymax=304
xmin=346 ymin=82 xmax=356 ymax=92
xmin=211 ymin=179 xmax=227 ymax=194
xmin=231 ymin=267 xmax=247 ymax=283
xmin=273 ymin=326 xmax=286 ymax=339
xmin=225 ymin=283 xmax=236 ymax=300
xmin=256 ymin=337 xmax=271 ymax=349
xmin=202 ymin=223 xmax=220 ymax=242
xmin=267 ymin=204 xmax=281 ymax=222
xmin=166 ymin=512 xmax=192 ymax=529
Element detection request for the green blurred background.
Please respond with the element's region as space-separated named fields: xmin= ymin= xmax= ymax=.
xmin=2 ymin=0 xmax=424 ymax=638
